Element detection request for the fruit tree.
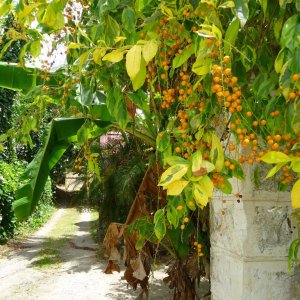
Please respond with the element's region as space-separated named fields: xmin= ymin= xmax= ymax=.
xmin=0 ymin=0 xmax=299 ymax=299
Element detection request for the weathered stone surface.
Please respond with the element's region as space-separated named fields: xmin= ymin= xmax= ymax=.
xmin=210 ymin=170 xmax=300 ymax=300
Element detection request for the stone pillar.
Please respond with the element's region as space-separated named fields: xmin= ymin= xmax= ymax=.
xmin=210 ymin=166 xmax=300 ymax=300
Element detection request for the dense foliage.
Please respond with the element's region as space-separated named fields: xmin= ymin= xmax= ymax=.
xmin=0 ymin=159 xmax=54 ymax=244
xmin=0 ymin=0 xmax=299 ymax=298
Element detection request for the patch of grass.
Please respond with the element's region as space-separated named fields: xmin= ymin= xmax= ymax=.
xmin=31 ymin=208 xmax=81 ymax=269
xmin=15 ymin=206 xmax=56 ymax=238
xmin=31 ymin=247 xmax=62 ymax=268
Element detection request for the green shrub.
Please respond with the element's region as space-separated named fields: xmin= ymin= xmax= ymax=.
xmin=0 ymin=160 xmax=26 ymax=244
xmin=16 ymin=178 xmax=54 ymax=234
xmin=0 ymin=160 xmax=54 ymax=243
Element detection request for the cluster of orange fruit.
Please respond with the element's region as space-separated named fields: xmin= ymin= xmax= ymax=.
xmin=193 ymin=241 xmax=204 ymax=257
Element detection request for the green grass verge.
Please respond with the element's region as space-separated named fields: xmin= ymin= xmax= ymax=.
xmin=31 ymin=208 xmax=81 ymax=269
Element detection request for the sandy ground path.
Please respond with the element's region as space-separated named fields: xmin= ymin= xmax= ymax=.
xmin=0 ymin=208 xmax=175 ymax=300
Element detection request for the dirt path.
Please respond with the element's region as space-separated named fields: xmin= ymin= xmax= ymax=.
xmin=0 ymin=208 xmax=209 ymax=300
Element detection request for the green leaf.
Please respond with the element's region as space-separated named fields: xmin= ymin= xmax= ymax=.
xmin=167 ymin=205 xmax=179 ymax=228
xmin=13 ymin=119 xmax=84 ymax=220
xmin=102 ymin=49 xmax=125 ymax=62
xmin=168 ymin=225 xmax=191 ymax=258
xmin=210 ymin=133 xmax=224 ymax=172
xmin=157 ymin=131 xmax=170 ymax=152
xmin=164 ymin=156 xmax=188 ymax=166
xmin=142 ymin=40 xmax=159 ymax=64
xmin=0 ymin=62 xmax=36 ymax=93
xmin=224 ymin=18 xmax=240 ymax=55
xmin=127 ymin=90 xmax=150 ymax=115
xmin=173 ymin=44 xmax=195 ymax=68
xmin=126 ymin=45 xmax=142 ymax=79
xmin=261 ymin=151 xmax=291 ymax=164
xmin=292 ymin=118 xmax=300 ymax=140
xmin=135 ymin=238 xmax=144 ymax=250
xmin=288 ymin=238 xmax=300 ymax=271
xmin=233 ymin=0 xmax=249 ymax=27
xmin=258 ymin=0 xmax=267 ymax=17
xmin=226 ymin=157 xmax=245 ymax=179
xmin=280 ymin=15 xmax=300 ymax=51
xmin=166 ymin=180 xmax=189 ymax=196
xmin=274 ymin=48 xmax=289 ymax=73
xmin=290 ymin=46 xmax=300 ymax=74
xmin=30 ymin=40 xmax=41 ymax=58
xmin=218 ymin=178 xmax=232 ymax=194
xmin=154 ymin=209 xmax=166 ymax=240
xmin=266 ymin=162 xmax=287 ymax=178
xmin=274 ymin=16 xmax=284 ymax=42
xmin=193 ymin=183 xmax=209 ymax=207
xmin=12 ymin=117 xmax=112 ymax=220
xmin=195 ymin=128 xmax=204 ymax=141
xmin=241 ymin=45 xmax=256 ymax=71
xmin=219 ymin=1 xmax=235 ymax=8
xmin=77 ymin=124 xmax=88 ymax=145
xmin=158 ymin=164 xmax=189 ymax=187
xmin=253 ymin=73 xmax=277 ymax=99
xmin=185 ymin=198 xmax=196 ymax=211
xmin=135 ymin=0 xmax=148 ymax=11
xmin=103 ymin=15 xmax=120 ymax=46
xmin=106 ymin=88 xmax=129 ymax=130
xmin=122 ymin=7 xmax=136 ymax=33
xmin=192 ymin=58 xmax=212 ymax=75
xmin=292 ymin=179 xmax=300 ymax=209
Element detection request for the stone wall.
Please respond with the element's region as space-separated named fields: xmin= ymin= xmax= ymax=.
xmin=210 ymin=166 xmax=300 ymax=300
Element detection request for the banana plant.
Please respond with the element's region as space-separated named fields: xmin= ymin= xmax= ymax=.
xmin=0 ymin=61 xmax=156 ymax=219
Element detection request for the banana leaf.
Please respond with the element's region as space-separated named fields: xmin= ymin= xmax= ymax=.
xmin=13 ymin=118 xmax=111 ymax=220
xmin=0 ymin=62 xmax=36 ymax=93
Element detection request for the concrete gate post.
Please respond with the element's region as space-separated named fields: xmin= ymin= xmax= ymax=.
xmin=210 ymin=166 xmax=300 ymax=300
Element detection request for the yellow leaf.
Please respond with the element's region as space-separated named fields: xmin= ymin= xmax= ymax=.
xmin=198 ymin=175 xmax=214 ymax=198
xmin=161 ymin=5 xmax=173 ymax=17
xmin=261 ymin=151 xmax=291 ymax=164
xmin=68 ymin=43 xmax=87 ymax=49
xmin=291 ymin=160 xmax=300 ymax=173
xmin=114 ymin=36 xmax=127 ymax=43
xmin=131 ymin=57 xmax=146 ymax=90
xmin=166 ymin=180 xmax=189 ymax=195
xmin=78 ymin=50 xmax=92 ymax=73
xmin=18 ymin=4 xmax=38 ymax=19
xmin=265 ymin=162 xmax=286 ymax=178
xmin=102 ymin=50 xmax=125 ymax=62
xmin=126 ymin=45 xmax=142 ymax=79
xmin=292 ymin=179 xmax=300 ymax=209
xmin=193 ymin=183 xmax=208 ymax=207
xmin=142 ymin=40 xmax=158 ymax=64
xmin=93 ymin=48 xmax=106 ymax=64
xmin=192 ymin=150 xmax=202 ymax=172
xmin=0 ymin=1 xmax=11 ymax=17
xmin=158 ymin=164 xmax=189 ymax=187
